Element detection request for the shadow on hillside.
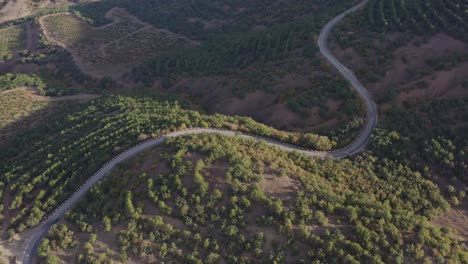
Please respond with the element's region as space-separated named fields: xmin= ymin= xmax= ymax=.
xmin=0 ymin=90 xmax=95 ymax=160
xmin=0 ymin=100 xmax=51 ymax=155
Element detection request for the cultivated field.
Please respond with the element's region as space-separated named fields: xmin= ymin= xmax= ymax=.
xmin=40 ymin=9 xmax=196 ymax=78
xmin=0 ymin=25 xmax=26 ymax=60
xmin=364 ymin=0 xmax=467 ymax=38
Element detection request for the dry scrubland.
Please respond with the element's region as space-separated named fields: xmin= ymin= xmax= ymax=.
xmin=331 ymin=0 xmax=468 ymax=250
xmin=40 ymin=9 xmax=196 ymax=78
xmin=333 ymin=0 xmax=468 ymax=106
xmin=38 ymin=134 xmax=466 ymax=263
xmin=332 ymin=0 xmax=468 ymax=135
xmin=0 ymin=0 xmax=466 ymax=261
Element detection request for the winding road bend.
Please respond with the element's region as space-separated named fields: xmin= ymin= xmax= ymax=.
xmin=21 ymin=1 xmax=376 ymax=262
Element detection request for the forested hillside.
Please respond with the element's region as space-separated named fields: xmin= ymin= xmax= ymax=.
xmin=0 ymin=0 xmax=466 ymax=262
xmin=0 ymin=95 xmax=337 ymax=238
xmin=72 ymin=0 xmax=348 ymax=37
xmin=39 ymin=133 xmax=467 ymax=263
xmin=125 ymin=0 xmax=352 ymax=78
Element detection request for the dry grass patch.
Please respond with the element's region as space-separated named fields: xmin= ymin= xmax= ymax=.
xmin=0 ymin=88 xmax=47 ymax=129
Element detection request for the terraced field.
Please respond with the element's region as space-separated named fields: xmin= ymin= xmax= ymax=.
xmin=363 ymin=0 xmax=468 ymax=38
xmin=0 ymin=24 xmax=26 ymax=60
xmin=40 ymin=10 xmax=196 ymax=77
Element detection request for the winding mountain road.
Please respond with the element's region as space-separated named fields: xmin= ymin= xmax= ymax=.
xmin=21 ymin=1 xmax=376 ymax=262
xmin=318 ymin=0 xmax=377 ymax=157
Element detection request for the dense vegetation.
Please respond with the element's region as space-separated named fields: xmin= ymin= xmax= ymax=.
xmin=128 ymin=0 xmax=354 ymax=83
xmin=362 ymin=0 xmax=468 ymax=40
xmin=333 ymin=0 xmax=468 ymax=152
xmin=377 ymin=103 xmax=467 ymax=183
xmin=40 ymin=133 xmax=467 ymax=263
xmin=0 ymin=0 xmax=364 ymax=122
xmin=0 ymin=73 xmax=46 ymax=94
xmin=132 ymin=17 xmax=322 ymax=79
xmin=0 ymin=95 xmax=338 ymax=237
xmin=72 ymin=0 xmax=343 ymax=38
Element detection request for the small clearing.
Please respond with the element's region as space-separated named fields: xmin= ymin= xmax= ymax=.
xmin=432 ymin=208 xmax=468 ymax=241
xmin=261 ymin=173 xmax=300 ymax=203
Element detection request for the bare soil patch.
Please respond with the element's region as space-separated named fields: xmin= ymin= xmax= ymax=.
xmin=432 ymin=208 xmax=468 ymax=241
xmin=261 ymin=174 xmax=300 ymax=202
xmin=203 ymin=19 xmax=227 ymax=32
xmin=430 ymin=174 xmax=468 ymax=242
xmin=378 ymin=33 xmax=466 ymax=92
xmin=0 ymin=0 xmax=31 ymax=23
xmin=29 ymin=89 xmax=100 ymax=102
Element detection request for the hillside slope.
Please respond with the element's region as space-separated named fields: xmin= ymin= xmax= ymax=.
xmin=39 ymin=133 xmax=466 ymax=263
xmin=0 ymin=95 xmax=338 ymax=240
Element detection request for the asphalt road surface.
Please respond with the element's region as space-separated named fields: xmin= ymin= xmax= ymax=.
xmin=21 ymin=1 xmax=375 ymax=262
xmin=318 ymin=0 xmax=377 ymax=158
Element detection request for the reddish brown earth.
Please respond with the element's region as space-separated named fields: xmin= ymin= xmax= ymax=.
xmin=162 ymin=61 xmax=350 ymax=132
xmin=333 ymin=33 xmax=468 ymax=107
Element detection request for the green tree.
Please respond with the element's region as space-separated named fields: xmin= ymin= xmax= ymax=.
xmin=103 ymin=216 xmax=112 ymax=232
